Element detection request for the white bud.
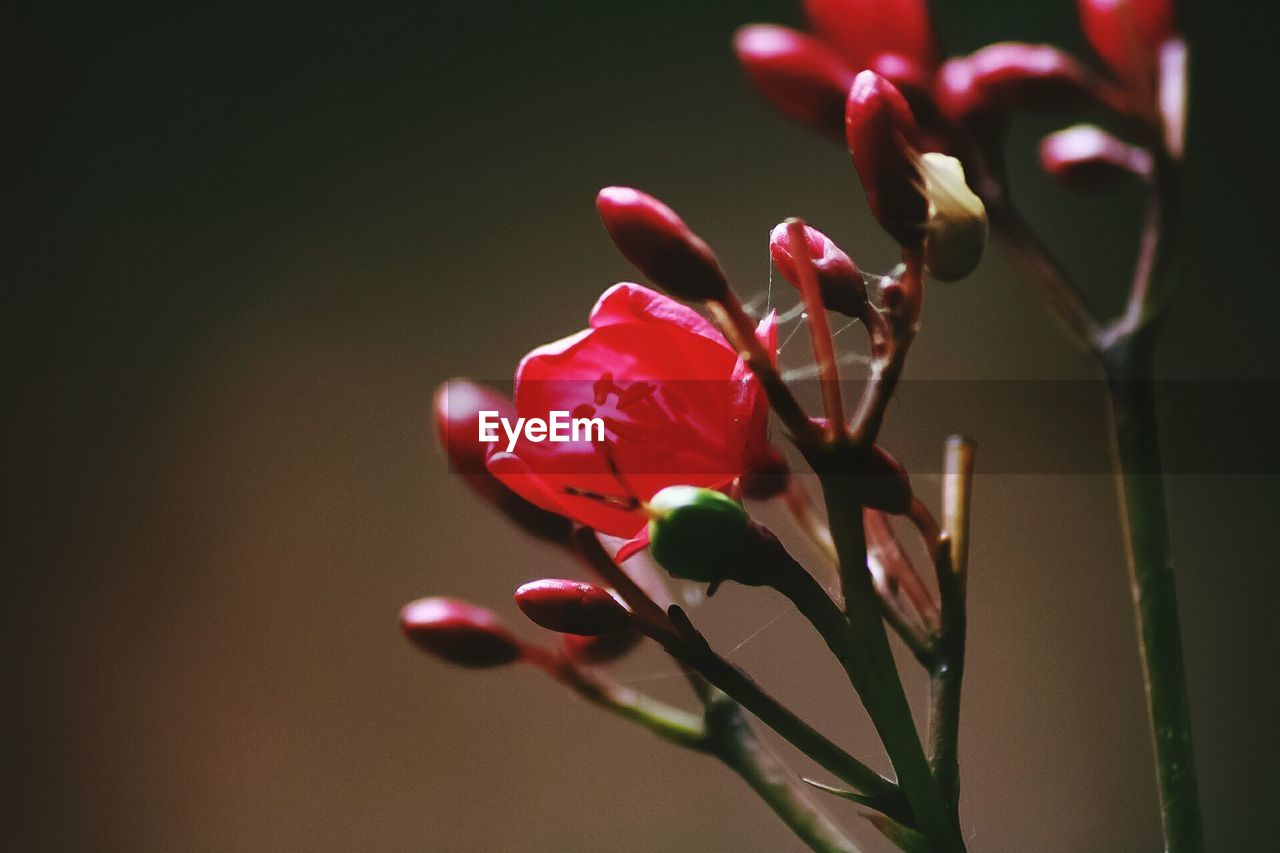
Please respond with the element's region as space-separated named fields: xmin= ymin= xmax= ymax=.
xmin=916 ymin=152 xmax=988 ymax=282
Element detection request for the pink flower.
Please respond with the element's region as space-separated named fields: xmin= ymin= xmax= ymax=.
xmin=487 ymin=283 xmax=775 ymax=541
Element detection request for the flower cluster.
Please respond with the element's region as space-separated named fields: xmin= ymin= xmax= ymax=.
xmin=735 ymin=0 xmax=1184 ymax=227
xmin=401 ymin=2 xmax=1191 ymax=851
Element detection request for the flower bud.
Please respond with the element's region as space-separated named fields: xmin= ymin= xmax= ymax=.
xmin=739 ymin=445 xmax=791 ymax=501
xmin=769 ymin=222 xmax=867 ymax=317
xmin=733 ymin=25 xmax=855 ymax=141
xmin=1078 ymin=0 xmax=1175 ymax=85
xmin=434 ymin=380 xmax=573 ymax=544
xmin=563 ymin=627 xmax=644 ymax=664
xmin=400 ymin=597 xmax=522 ymax=668
xmin=804 ymin=0 xmax=937 ymax=72
xmin=863 ymin=446 xmax=914 ymax=514
xmin=596 ymin=187 xmax=728 ymax=302
xmin=917 ymin=152 xmax=987 ymax=282
xmin=514 ymin=578 xmax=633 ymax=636
xmin=1040 ymin=124 xmax=1153 ymax=187
xmin=935 ymin=43 xmax=1111 ymax=122
xmin=845 ymin=71 xmax=928 ymax=247
xmin=647 ymin=486 xmax=750 ymax=583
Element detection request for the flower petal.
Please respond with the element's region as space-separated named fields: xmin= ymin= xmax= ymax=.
xmin=590 ymin=282 xmax=726 ymax=348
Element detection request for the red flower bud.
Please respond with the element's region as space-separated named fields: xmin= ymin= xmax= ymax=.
xmin=739 ymin=444 xmax=791 ymax=500
xmin=845 ymin=71 xmax=927 ymax=247
xmin=769 ymin=222 xmax=867 ymax=317
xmin=562 ymin=627 xmax=644 ymax=664
xmin=863 ymin=445 xmax=913 ymax=514
xmin=734 ymin=25 xmax=855 ymax=141
xmin=400 ymin=597 xmax=522 ymax=668
xmin=434 ymin=380 xmax=573 ymax=544
xmin=1039 ymin=124 xmax=1152 ymax=187
xmin=514 ymin=579 xmax=633 ymax=636
xmin=1078 ymin=0 xmax=1175 ymax=85
xmin=805 ymin=0 xmax=937 ymax=72
xmin=935 ymin=43 xmax=1112 ymax=122
xmin=596 ymin=187 xmax=727 ymax=302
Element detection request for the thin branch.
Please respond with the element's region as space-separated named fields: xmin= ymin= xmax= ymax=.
xmin=786 ymin=218 xmax=845 ymax=438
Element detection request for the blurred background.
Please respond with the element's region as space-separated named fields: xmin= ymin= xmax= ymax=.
xmin=10 ymin=1 xmax=1278 ymax=849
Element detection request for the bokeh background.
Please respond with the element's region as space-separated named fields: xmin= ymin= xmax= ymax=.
xmin=10 ymin=1 xmax=1278 ymax=850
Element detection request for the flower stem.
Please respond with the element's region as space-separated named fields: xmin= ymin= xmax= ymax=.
xmin=1103 ymin=335 xmax=1203 ymax=853
xmin=533 ymin=650 xmax=862 ymax=851
xmin=928 ymin=436 xmax=975 ymax=808
xmin=663 ymin=604 xmax=911 ymax=823
xmin=786 ymin=217 xmax=845 ymax=437
xmin=813 ymin=474 xmax=966 ymax=851
xmin=704 ymin=695 xmax=864 ymax=853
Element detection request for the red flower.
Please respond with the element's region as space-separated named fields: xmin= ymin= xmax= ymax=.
xmin=434 ymin=379 xmax=574 ymax=543
xmin=735 ymin=0 xmax=939 ymax=130
xmin=845 ymin=70 xmax=928 ymax=247
xmin=733 ymin=25 xmax=856 ymax=140
xmin=1039 ymin=124 xmax=1152 ymax=186
xmin=514 ymin=578 xmax=633 ymax=636
xmin=804 ymin=0 xmax=938 ymax=75
xmin=935 ymin=43 xmax=1121 ymax=122
xmin=400 ymin=597 xmax=523 ymax=668
xmin=1077 ymin=0 xmax=1175 ymax=85
xmin=487 ymin=283 xmax=776 ymax=541
xmin=769 ymin=222 xmax=866 ymax=318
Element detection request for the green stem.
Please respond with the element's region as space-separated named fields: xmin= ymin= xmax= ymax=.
xmin=817 ymin=474 xmax=966 ymax=852
xmin=1103 ymin=336 xmax=1203 ymax=853
xmin=929 ymin=437 xmax=975 ymax=809
xmin=548 ymin=657 xmax=862 ymax=851
xmin=706 ymin=697 xmax=864 ymax=853
xmin=574 ymin=529 xmax=906 ymax=818
xmin=926 ymin=605 xmax=964 ymax=810
xmin=664 ymin=605 xmax=911 ymax=824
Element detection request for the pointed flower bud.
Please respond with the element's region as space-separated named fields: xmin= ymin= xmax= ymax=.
xmin=936 ymin=43 xmax=1116 ymax=122
xmin=769 ymin=222 xmax=867 ymax=317
xmin=917 ymin=152 xmax=988 ymax=282
xmin=1078 ymin=0 xmax=1175 ymax=85
xmin=563 ymin=627 xmax=643 ymax=664
xmin=733 ymin=25 xmax=855 ymax=141
xmin=400 ymin=597 xmax=522 ymax=668
xmin=845 ymin=71 xmax=928 ymax=247
xmin=514 ymin=579 xmax=633 ymax=636
xmin=1040 ymin=124 xmax=1153 ymax=186
xmin=434 ymin=380 xmax=573 ymax=544
xmin=804 ymin=0 xmax=938 ymax=72
xmin=596 ymin=187 xmax=727 ymax=302
xmin=647 ymin=486 xmax=750 ymax=583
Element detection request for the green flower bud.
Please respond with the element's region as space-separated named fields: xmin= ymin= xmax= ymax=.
xmin=647 ymin=486 xmax=750 ymax=583
xmin=918 ymin=152 xmax=988 ymax=282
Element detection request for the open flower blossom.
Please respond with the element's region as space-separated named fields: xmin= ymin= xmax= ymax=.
xmin=486 ymin=282 xmax=776 ymax=542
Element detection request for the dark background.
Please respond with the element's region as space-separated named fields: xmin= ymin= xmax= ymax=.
xmin=10 ymin=1 xmax=1278 ymax=850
